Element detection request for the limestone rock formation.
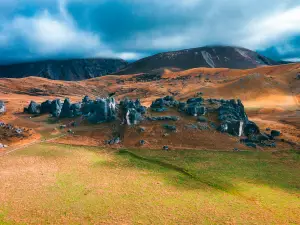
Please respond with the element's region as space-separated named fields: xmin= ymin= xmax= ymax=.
xmin=88 ymin=98 xmax=117 ymax=123
xmin=40 ymin=100 xmax=52 ymax=114
xmin=60 ymin=98 xmax=72 ymax=118
xmin=25 ymin=101 xmax=41 ymax=114
xmin=51 ymin=99 xmax=62 ymax=117
xmin=0 ymin=101 xmax=6 ymax=114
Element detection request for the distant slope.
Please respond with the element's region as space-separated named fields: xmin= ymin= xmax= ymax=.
xmin=116 ymin=46 xmax=280 ymax=74
xmin=0 ymin=58 xmax=128 ymax=81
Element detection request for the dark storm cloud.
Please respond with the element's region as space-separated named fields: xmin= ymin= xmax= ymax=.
xmin=0 ymin=0 xmax=300 ymax=64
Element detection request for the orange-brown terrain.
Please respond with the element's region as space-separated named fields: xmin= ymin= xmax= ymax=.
xmin=0 ymin=63 xmax=299 ymax=152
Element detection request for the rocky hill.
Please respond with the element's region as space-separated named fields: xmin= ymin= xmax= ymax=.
xmin=116 ymin=46 xmax=280 ymax=74
xmin=0 ymin=58 xmax=128 ymax=81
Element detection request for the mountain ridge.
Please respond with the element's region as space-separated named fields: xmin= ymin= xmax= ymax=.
xmin=0 ymin=58 xmax=128 ymax=81
xmin=116 ymin=45 xmax=281 ymax=75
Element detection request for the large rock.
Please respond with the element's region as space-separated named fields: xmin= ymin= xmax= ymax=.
xmin=88 ymin=97 xmax=117 ymax=123
xmin=244 ymin=121 xmax=260 ymax=136
xmin=60 ymin=98 xmax=72 ymax=118
xmin=162 ymin=124 xmax=177 ymax=132
xmin=51 ymin=99 xmax=62 ymax=117
xmin=120 ymin=98 xmax=147 ymax=125
xmin=0 ymin=101 xmax=6 ymax=114
xmin=70 ymin=103 xmax=82 ymax=117
xmin=150 ymin=96 xmax=178 ymax=112
xmin=82 ymin=95 xmax=91 ymax=104
xmin=120 ymin=98 xmax=147 ymax=115
xmin=125 ymin=108 xmax=142 ymax=125
xmin=218 ymin=99 xmax=247 ymax=122
xmin=40 ymin=100 xmax=52 ymax=114
xmin=217 ymin=99 xmax=260 ymax=137
xmin=187 ymin=97 xmax=204 ymax=105
xmin=218 ymin=120 xmax=244 ymax=136
xmin=186 ymin=105 xmax=206 ymax=116
xmin=26 ymin=101 xmax=41 ymax=114
xmin=271 ymin=130 xmax=281 ymax=137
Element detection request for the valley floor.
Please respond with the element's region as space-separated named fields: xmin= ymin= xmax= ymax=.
xmin=0 ymin=143 xmax=299 ymax=225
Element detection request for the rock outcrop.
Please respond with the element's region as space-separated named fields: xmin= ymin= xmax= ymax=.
xmin=24 ymin=101 xmax=41 ymax=114
xmin=120 ymin=98 xmax=146 ymax=125
xmin=23 ymin=94 xmax=279 ymax=149
xmin=0 ymin=101 xmax=6 ymax=114
xmin=88 ymin=98 xmax=117 ymax=123
xmin=51 ymin=99 xmax=62 ymax=117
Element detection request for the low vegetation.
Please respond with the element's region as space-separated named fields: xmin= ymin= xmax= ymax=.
xmin=0 ymin=143 xmax=299 ymax=224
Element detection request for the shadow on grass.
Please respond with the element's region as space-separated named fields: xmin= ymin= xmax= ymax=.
xmin=117 ymin=149 xmax=237 ymax=193
xmin=15 ymin=142 xmax=300 ymax=195
xmin=115 ymin=148 xmax=300 ymax=194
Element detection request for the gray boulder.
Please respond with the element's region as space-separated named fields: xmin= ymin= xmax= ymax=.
xmin=51 ymin=99 xmax=62 ymax=117
xmin=150 ymin=96 xmax=178 ymax=111
xmin=178 ymin=102 xmax=187 ymax=112
xmin=125 ymin=108 xmax=142 ymax=125
xmin=107 ymin=137 xmax=121 ymax=145
xmin=271 ymin=130 xmax=281 ymax=137
xmin=244 ymin=121 xmax=260 ymax=136
xmin=162 ymin=124 xmax=177 ymax=132
xmin=26 ymin=101 xmax=41 ymax=114
xmin=60 ymin=98 xmax=72 ymax=118
xmin=40 ymin=100 xmax=52 ymax=114
xmin=89 ymin=97 xmax=117 ymax=123
xmin=218 ymin=120 xmax=244 ymax=136
xmin=186 ymin=105 xmax=206 ymax=116
xmin=187 ymin=97 xmax=204 ymax=104
xmin=70 ymin=103 xmax=82 ymax=117
xmin=217 ymin=99 xmax=261 ymax=137
xmin=163 ymin=145 xmax=169 ymax=151
xmin=197 ymin=116 xmax=208 ymax=122
xmin=218 ymin=99 xmax=247 ymax=122
xmin=0 ymin=101 xmax=6 ymax=114
xmin=82 ymin=95 xmax=91 ymax=104
xmin=120 ymin=98 xmax=147 ymax=115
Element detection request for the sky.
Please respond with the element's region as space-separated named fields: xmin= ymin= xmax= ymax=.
xmin=0 ymin=0 xmax=300 ymax=64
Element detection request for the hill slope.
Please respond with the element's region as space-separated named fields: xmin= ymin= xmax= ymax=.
xmin=0 ymin=58 xmax=128 ymax=81
xmin=116 ymin=46 xmax=279 ymax=74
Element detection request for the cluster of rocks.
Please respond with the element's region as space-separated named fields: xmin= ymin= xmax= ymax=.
xmin=147 ymin=116 xmax=179 ymax=121
xmin=0 ymin=101 xmax=6 ymax=114
xmin=23 ymin=94 xmax=283 ymax=149
xmin=24 ymin=98 xmax=81 ymax=118
xmin=296 ymin=73 xmax=300 ymax=80
xmin=1 ymin=122 xmax=24 ymax=134
xmin=148 ymin=96 xmax=280 ymax=148
xmin=150 ymin=96 xmax=206 ymax=117
xmin=150 ymin=96 xmax=179 ymax=112
xmin=24 ymin=96 xmax=147 ymax=126
xmin=120 ymin=98 xmax=146 ymax=125
xmin=0 ymin=122 xmax=24 ymax=142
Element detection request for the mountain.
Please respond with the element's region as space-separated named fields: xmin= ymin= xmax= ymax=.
xmin=116 ymin=46 xmax=280 ymax=74
xmin=0 ymin=58 xmax=128 ymax=81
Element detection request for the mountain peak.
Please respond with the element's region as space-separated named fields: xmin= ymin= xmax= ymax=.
xmin=116 ymin=46 xmax=279 ymax=75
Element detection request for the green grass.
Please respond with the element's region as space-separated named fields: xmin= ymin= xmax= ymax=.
xmin=0 ymin=143 xmax=299 ymax=224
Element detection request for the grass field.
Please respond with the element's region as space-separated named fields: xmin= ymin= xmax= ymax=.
xmin=0 ymin=143 xmax=299 ymax=224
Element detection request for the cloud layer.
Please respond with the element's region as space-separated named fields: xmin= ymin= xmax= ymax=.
xmin=0 ymin=0 xmax=300 ymax=64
